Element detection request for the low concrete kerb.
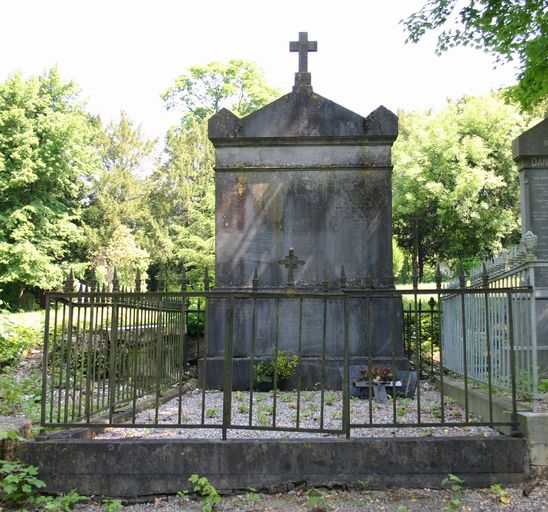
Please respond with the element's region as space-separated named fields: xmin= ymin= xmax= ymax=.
xmin=14 ymin=436 xmax=527 ymax=496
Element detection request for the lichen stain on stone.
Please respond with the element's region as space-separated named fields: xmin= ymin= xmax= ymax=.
xmin=236 ymin=174 xmax=247 ymax=231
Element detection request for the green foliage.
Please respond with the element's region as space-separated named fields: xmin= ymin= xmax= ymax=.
xmin=102 ymin=498 xmax=124 ymax=512
xmin=188 ymin=474 xmax=221 ymax=512
xmin=0 ymin=460 xmax=47 ymax=504
xmin=254 ymin=351 xmax=299 ymax=383
xmin=490 ymin=483 xmax=511 ymax=504
xmin=441 ymin=473 xmax=464 ymax=491
xmin=83 ymin=112 xmax=156 ymax=289
xmin=31 ymin=490 xmax=87 ymax=511
xmin=305 ymin=487 xmax=328 ymax=509
xmin=0 ymin=318 xmax=40 ymax=369
xmin=0 ymin=368 xmax=42 ymax=420
xmin=393 ymin=93 xmax=532 ymax=275
xmin=162 ymin=60 xmax=280 ymax=124
xmin=246 ymin=488 xmax=261 ymax=503
xmin=205 ymin=407 xmax=219 ymax=418
xmin=402 ymin=0 xmax=547 ymax=112
xmin=92 ymin=224 xmax=150 ymax=288
xmin=0 ymin=67 xmax=101 ymax=305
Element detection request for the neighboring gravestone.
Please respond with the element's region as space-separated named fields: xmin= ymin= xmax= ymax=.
xmin=204 ymin=33 xmax=405 ymax=388
xmin=513 ymin=116 xmax=548 ymax=369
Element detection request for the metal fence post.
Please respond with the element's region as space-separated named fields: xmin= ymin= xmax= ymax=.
xmin=222 ymin=295 xmax=234 ymax=440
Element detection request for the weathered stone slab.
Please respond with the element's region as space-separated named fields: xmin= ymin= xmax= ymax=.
xmin=206 ymin=37 xmax=403 ymax=389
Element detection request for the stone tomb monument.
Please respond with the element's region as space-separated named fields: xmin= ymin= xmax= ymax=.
xmin=204 ymin=33 xmax=405 ymax=388
xmin=513 ymin=116 xmax=548 ymax=369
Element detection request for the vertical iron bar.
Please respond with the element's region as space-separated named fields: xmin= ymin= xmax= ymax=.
xmin=41 ymin=297 xmax=51 ymax=426
xmin=63 ymin=298 xmax=74 ymax=423
xmin=460 ymin=289 xmax=469 ymax=422
xmin=296 ymin=297 xmax=303 ymax=429
xmin=390 ymin=295 xmax=397 ymax=424
xmin=109 ymin=294 xmax=119 ymax=423
xmin=483 ymin=289 xmax=494 ymax=424
xmin=200 ymin=297 xmax=208 ymax=425
xmin=414 ymin=293 xmax=421 ymax=424
xmin=222 ymin=295 xmax=234 ymax=440
xmin=367 ymin=295 xmax=373 ymax=425
xmin=507 ymin=292 xmax=520 ymax=436
xmin=154 ymin=298 xmax=164 ymax=424
xmin=320 ymin=294 xmax=327 ymax=429
xmin=343 ymin=296 xmax=350 ymax=437
xmin=272 ymin=297 xmax=280 ymax=428
xmin=248 ymin=294 xmax=257 ymax=426
xmin=48 ymin=300 xmax=59 ymax=423
xmin=85 ymin=289 xmax=96 ymax=423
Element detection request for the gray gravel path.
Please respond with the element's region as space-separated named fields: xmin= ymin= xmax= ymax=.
xmin=96 ymin=382 xmax=499 ymax=440
xmin=74 ymin=480 xmax=547 ymax=512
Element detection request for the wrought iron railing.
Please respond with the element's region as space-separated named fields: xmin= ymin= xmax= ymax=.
xmin=41 ymin=271 xmax=526 ymax=437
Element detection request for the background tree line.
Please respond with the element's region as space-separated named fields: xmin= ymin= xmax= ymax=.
xmin=1 ymin=0 xmax=546 ymax=308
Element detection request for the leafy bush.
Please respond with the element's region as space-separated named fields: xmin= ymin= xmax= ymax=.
xmin=0 ymin=321 xmax=41 ymax=370
xmin=0 ymin=460 xmax=46 ymax=504
xmin=254 ymin=351 xmax=299 ymax=383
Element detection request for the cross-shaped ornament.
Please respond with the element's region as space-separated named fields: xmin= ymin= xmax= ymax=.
xmin=278 ymin=247 xmax=305 ymax=287
xmin=290 ymin=32 xmax=317 ymax=73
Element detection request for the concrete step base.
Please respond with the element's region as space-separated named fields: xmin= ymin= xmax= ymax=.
xmin=15 ymin=436 xmax=528 ymax=496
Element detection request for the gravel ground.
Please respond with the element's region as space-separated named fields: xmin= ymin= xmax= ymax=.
xmin=72 ymin=480 xmax=548 ymax=512
xmin=96 ymin=382 xmax=499 ymax=440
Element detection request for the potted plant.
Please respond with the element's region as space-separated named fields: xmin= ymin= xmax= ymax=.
xmin=254 ymin=351 xmax=299 ymax=391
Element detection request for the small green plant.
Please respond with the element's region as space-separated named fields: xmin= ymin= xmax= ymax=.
xmin=395 ymin=505 xmax=408 ymax=512
xmin=102 ymin=498 xmax=124 ymax=512
xmin=234 ymin=391 xmax=244 ymax=401
xmin=188 ymin=474 xmax=221 ymax=512
xmin=206 ymin=407 xmax=219 ymax=418
xmin=430 ymin=403 xmax=442 ymax=419
xmin=490 ymin=483 xmax=511 ymax=504
xmin=324 ymin=393 xmax=336 ymax=406
xmin=257 ymin=410 xmax=270 ymax=425
xmin=396 ymin=398 xmax=412 ymax=419
xmin=444 ymin=497 xmax=462 ymax=512
xmin=441 ymin=473 xmax=464 ymax=491
xmin=0 ymin=459 xmax=47 ymax=504
xmin=305 ymin=487 xmax=327 ymax=509
xmin=237 ymin=404 xmax=249 ymax=414
xmin=33 ymin=490 xmax=87 ymax=512
xmin=254 ymin=351 xmax=299 ymax=383
xmin=246 ymin=488 xmax=261 ymax=503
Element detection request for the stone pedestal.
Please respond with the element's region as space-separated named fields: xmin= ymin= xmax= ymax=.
xmin=513 ymin=117 xmax=548 ymax=370
xmin=206 ymin=85 xmax=405 ymax=389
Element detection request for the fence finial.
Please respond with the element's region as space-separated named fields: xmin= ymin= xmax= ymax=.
xmin=204 ymin=267 xmax=211 ymax=291
xmin=435 ymin=262 xmax=442 ymax=290
xmin=64 ymin=269 xmax=74 ymax=292
xmin=339 ymin=266 xmax=347 ymax=288
xmin=112 ymin=267 xmax=120 ymax=292
xmin=252 ymin=265 xmax=259 ymax=291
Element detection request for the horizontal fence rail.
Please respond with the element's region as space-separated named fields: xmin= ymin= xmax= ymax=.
xmin=41 ymin=285 xmax=528 ymax=437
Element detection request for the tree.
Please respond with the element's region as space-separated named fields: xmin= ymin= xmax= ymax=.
xmin=402 ymin=0 xmax=547 ymax=111
xmin=151 ymin=61 xmax=279 ymax=283
xmin=162 ymin=59 xmax=280 ymax=123
xmin=0 ymin=68 xmax=100 ymax=304
xmin=83 ymin=112 xmax=156 ymax=259
xmin=392 ymin=92 xmax=532 ymax=277
xmin=92 ymin=224 xmax=150 ymax=289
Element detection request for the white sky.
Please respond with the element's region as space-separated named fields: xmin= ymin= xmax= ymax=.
xmin=1 ymin=0 xmax=519 ymax=140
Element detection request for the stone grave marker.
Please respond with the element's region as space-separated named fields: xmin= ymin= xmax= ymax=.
xmin=513 ymin=116 xmax=548 ymax=369
xmin=204 ymin=32 xmax=406 ymax=388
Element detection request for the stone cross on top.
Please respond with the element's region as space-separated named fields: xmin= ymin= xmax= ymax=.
xmin=290 ymin=32 xmax=317 ymax=89
xmin=278 ymin=247 xmax=305 ymax=287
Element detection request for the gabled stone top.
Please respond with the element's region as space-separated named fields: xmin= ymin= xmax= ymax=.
xmin=208 ymin=87 xmax=398 ymax=144
xmin=512 ymin=116 xmax=548 ymax=160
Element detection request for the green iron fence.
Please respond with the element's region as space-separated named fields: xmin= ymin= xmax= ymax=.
xmin=41 ymin=271 xmax=528 ymax=438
